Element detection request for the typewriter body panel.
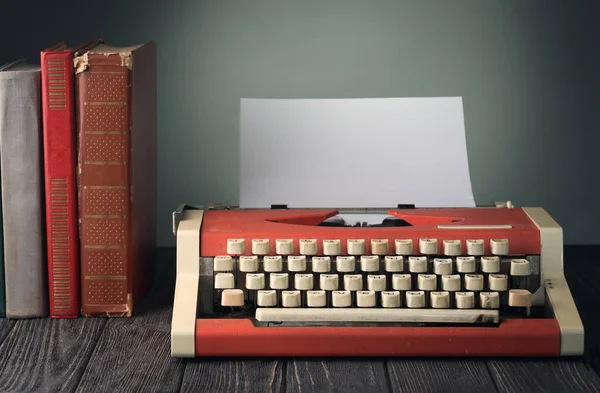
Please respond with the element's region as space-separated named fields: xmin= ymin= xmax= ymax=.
xmin=171 ymin=204 xmax=584 ymax=358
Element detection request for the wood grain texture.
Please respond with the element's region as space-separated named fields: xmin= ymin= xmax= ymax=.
xmin=387 ymin=359 xmax=498 ymax=393
xmin=0 ymin=318 xmax=106 ymax=393
xmin=287 ymin=359 xmax=389 ymax=393
xmin=489 ymin=359 xmax=600 ymax=393
xmin=75 ymin=249 xmax=186 ymax=393
xmin=180 ymin=359 xmax=283 ymax=393
xmin=0 ymin=319 xmax=15 ymax=346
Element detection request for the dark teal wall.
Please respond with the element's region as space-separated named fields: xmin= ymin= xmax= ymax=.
xmin=3 ymin=0 xmax=599 ymax=245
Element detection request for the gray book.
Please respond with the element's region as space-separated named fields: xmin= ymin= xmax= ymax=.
xmin=0 ymin=60 xmax=47 ymax=318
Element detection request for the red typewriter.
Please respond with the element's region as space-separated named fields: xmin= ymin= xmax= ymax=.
xmin=170 ymin=203 xmax=583 ymax=357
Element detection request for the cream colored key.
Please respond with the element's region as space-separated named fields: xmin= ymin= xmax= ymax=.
xmin=299 ymin=239 xmax=318 ymax=255
xmin=221 ymin=289 xmax=245 ymax=307
xmin=442 ymin=274 xmax=461 ymax=291
xmin=344 ymin=274 xmax=363 ymax=291
xmin=214 ymin=273 xmax=235 ymax=289
xmin=430 ymin=291 xmax=450 ymax=308
xmin=455 ymin=291 xmax=475 ymax=309
xmin=252 ymin=239 xmax=270 ymax=255
xmin=371 ymin=239 xmax=389 ymax=255
xmin=336 ymin=256 xmax=355 ymax=272
xmin=320 ymin=274 xmax=339 ymax=290
xmin=312 ymin=256 xmax=331 ymax=273
xmin=367 ymin=275 xmax=386 ymax=291
xmin=392 ymin=274 xmax=412 ymax=290
xmin=323 ymin=239 xmax=341 ymax=255
xmin=347 ymin=239 xmax=365 ymax=255
xmin=395 ymin=239 xmax=413 ymax=255
xmin=509 ymin=289 xmax=532 ymax=307
xmin=480 ymin=292 xmax=500 ymax=309
xmin=418 ymin=274 xmax=437 ymax=291
xmin=227 ymin=238 xmax=245 ymax=255
xmin=406 ymin=291 xmax=426 ymax=308
xmin=381 ymin=291 xmax=401 ymax=308
xmin=288 ymin=255 xmax=307 ymax=272
xmin=510 ymin=259 xmax=531 ymax=276
xmin=384 ymin=256 xmax=404 ymax=272
xmin=282 ymin=291 xmax=301 ymax=307
xmin=257 ymin=290 xmax=277 ymax=307
xmin=419 ymin=238 xmax=438 ymax=255
xmin=464 ymin=274 xmax=484 ymax=291
xmin=276 ymin=239 xmax=294 ymax=255
xmin=239 ymin=255 xmax=259 ymax=272
xmin=490 ymin=239 xmax=509 ymax=255
xmin=214 ymin=256 xmax=234 ymax=272
xmin=443 ymin=240 xmax=461 ymax=256
xmin=295 ymin=274 xmax=314 ymax=290
xmin=264 ymin=255 xmax=283 ymax=272
xmin=456 ymin=256 xmax=476 ymax=273
xmin=357 ymin=291 xmax=376 ymax=307
xmin=360 ymin=256 xmax=380 ymax=272
xmin=488 ymin=274 xmax=508 ymax=291
xmin=246 ymin=273 xmax=265 ymax=290
xmin=307 ymin=290 xmax=326 ymax=307
xmin=408 ymin=256 xmax=428 ymax=273
xmin=433 ymin=258 xmax=452 ymax=275
xmin=332 ymin=291 xmax=351 ymax=307
xmin=269 ymin=273 xmax=289 ymax=290
xmin=481 ymin=256 xmax=500 ymax=273
xmin=466 ymin=239 xmax=484 ymax=256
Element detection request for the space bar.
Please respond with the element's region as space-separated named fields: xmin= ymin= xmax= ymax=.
xmin=255 ymin=308 xmax=499 ymax=324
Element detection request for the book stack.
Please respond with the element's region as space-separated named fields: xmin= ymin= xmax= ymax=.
xmin=0 ymin=39 xmax=157 ymax=319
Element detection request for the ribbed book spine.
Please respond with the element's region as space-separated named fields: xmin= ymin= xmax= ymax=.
xmin=41 ymin=50 xmax=80 ymax=318
xmin=0 ymin=64 xmax=47 ymax=318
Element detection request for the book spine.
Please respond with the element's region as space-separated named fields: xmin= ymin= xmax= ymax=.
xmin=76 ymin=55 xmax=132 ymax=317
xmin=41 ymin=51 xmax=80 ymax=318
xmin=0 ymin=69 xmax=47 ymax=318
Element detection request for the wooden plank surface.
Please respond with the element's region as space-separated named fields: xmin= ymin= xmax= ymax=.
xmin=489 ymin=359 xmax=600 ymax=393
xmin=0 ymin=319 xmax=15 ymax=345
xmin=74 ymin=249 xmax=186 ymax=393
xmin=287 ymin=359 xmax=389 ymax=393
xmin=0 ymin=318 xmax=106 ymax=393
xmin=180 ymin=359 xmax=283 ymax=393
xmin=387 ymin=359 xmax=498 ymax=393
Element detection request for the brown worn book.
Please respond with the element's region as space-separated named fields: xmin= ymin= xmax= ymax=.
xmin=74 ymin=41 xmax=157 ymax=317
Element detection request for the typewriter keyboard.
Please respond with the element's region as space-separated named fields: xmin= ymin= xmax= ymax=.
xmin=203 ymin=238 xmax=540 ymax=325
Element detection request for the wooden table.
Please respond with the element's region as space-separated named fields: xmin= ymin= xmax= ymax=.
xmin=0 ymin=247 xmax=599 ymax=392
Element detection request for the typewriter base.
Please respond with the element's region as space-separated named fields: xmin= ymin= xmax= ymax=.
xmin=193 ymin=317 xmax=560 ymax=357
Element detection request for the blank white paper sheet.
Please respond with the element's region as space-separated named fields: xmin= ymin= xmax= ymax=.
xmin=239 ymin=97 xmax=475 ymax=210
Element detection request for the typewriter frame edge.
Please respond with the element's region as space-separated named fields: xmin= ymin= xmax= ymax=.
xmin=171 ymin=208 xmax=203 ymax=357
xmin=522 ymin=207 xmax=584 ymax=356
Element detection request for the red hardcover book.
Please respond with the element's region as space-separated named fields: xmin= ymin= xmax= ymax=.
xmin=40 ymin=40 xmax=101 ymax=318
xmin=74 ymin=41 xmax=157 ymax=317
